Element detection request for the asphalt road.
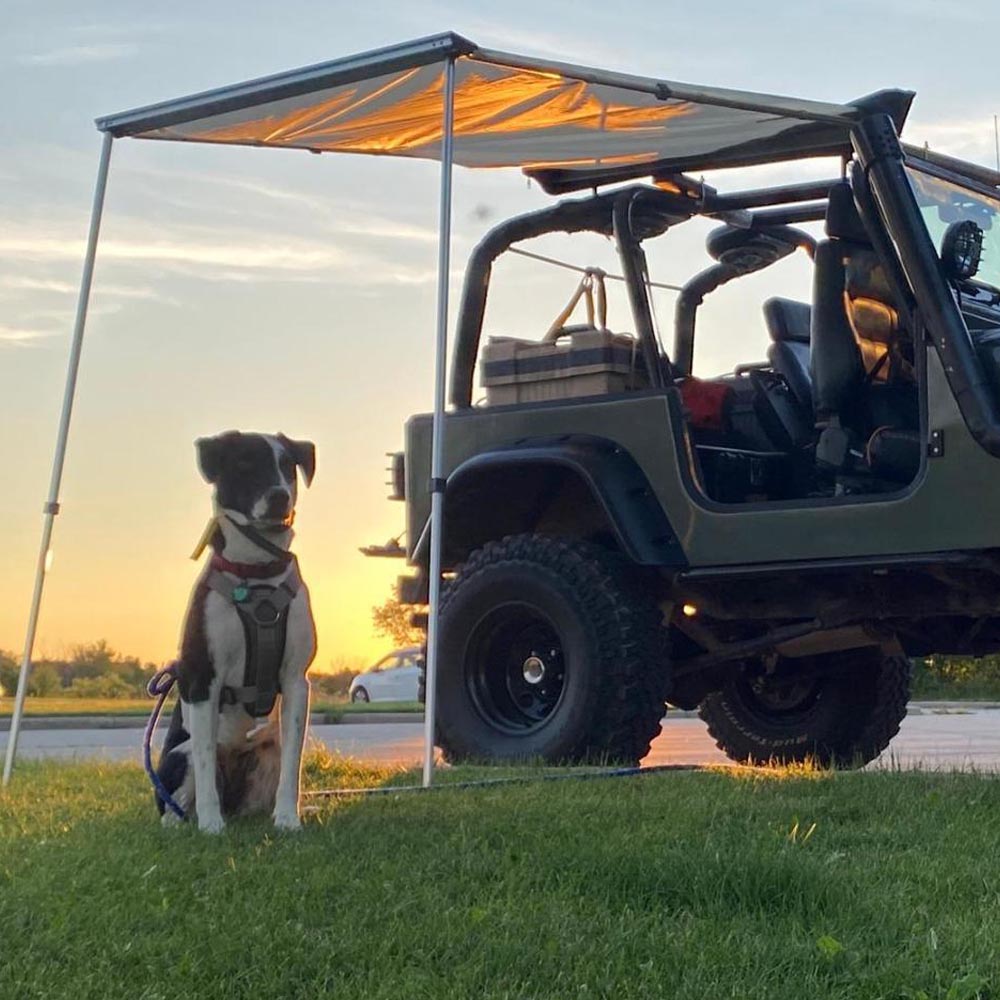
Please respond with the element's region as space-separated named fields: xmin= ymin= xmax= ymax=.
xmin=6 ymin=709 xmax=1000 ymax=772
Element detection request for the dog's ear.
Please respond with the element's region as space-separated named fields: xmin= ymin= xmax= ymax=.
xmin=278 ymin=434 xmax=316 ymax=487
xmin=196 ymin=432 xmax=238 ymax=484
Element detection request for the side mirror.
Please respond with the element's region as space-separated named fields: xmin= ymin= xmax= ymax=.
xmin=940 ymin=219 xmax=984 ymax=282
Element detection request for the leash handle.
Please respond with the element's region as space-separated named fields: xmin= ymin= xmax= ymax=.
xmin=143 ymin=663 xmax=186 ymax=821
xmin=190 ymin=518 xmax=218 ymax=561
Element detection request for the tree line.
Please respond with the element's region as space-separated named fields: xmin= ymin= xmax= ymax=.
xmin=0 ymin=592 xmax=424 ymax=702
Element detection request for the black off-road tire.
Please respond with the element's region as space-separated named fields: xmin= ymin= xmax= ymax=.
xmin=698 ymin=648 xmax=910 ymax=768
xmin=434 ymin=534 xmax=669 ymax=766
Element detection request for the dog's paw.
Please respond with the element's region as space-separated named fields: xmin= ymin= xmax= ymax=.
xmin=161 ymin=811 xmax=184 ymax=829
xmin=198 ymin=813 xmax=226 ymax=835
xmin=272 ymin=808 xmax=302 ymax=832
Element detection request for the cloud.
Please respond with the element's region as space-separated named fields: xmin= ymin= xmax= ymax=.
xmin=906 ymin=118 xmax=1000 ymax=167
xmin=0 ymin=325 xmax=56 ymax=347
xmin=18 ymin=43 xmax=137 ymax=67
xmin=0 ymin=275 xmax=179 ymax=304
xmin=0 ymin=217 xmax=443 ymax=289
xmin=0 ymin=232 xmax=348 ymax=272
xmin=118 ymin=165 xmax=440 ymax=243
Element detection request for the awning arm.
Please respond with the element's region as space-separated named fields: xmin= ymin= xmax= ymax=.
xmin=96 ymin=32 xmax=476 ymax=138
xmin=422 ymin=55 xmax=457 ymax=788
xmin=469 ymin=48 xmax=859 ymax=125
xmin=3 ymin=132 xmax=115 ymax=785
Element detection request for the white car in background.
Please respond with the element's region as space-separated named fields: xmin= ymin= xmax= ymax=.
xmin=348 ymin=647 xmax=423 ymax=703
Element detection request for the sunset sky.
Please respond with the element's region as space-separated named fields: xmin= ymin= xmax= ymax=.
xmin=2 ymin=0 xmax=998 ymax=673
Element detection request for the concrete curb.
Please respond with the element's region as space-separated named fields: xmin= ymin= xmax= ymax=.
xmin=3 ymin=701 xmax=997 ymax=732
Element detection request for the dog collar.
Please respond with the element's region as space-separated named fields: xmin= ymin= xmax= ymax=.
xmin=190 ymin=511 xmax=294 ymax=564
xmin=210 ymin=553 xmax=291 ymax=580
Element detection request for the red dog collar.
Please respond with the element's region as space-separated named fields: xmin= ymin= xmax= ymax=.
xmin=210 ymin=553 xmax=290 ymax=579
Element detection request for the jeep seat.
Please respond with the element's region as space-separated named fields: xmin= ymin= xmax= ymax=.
xmin=810 ymin=182 xmax=919 ymax=478
xmin=810 ymin=184 xmax=870 ymax=436
xmin=763 ymin=297 xmax=812 ymax=414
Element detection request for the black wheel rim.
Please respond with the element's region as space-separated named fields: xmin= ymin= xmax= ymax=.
xmin=735 ymin=663 xmax=822 ymax=721
xmin=463 ymin=603 xmax=567 ymax=734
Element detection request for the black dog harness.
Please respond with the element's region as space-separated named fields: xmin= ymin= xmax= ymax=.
xmin=206 ymin=555 xmax=301 ymax=717
xmin=191 ymin=514 xmax=301 ymax=718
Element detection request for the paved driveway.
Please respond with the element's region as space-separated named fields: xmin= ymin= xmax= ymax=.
xmin=6 ymin=709 xmax=1000 ymax=771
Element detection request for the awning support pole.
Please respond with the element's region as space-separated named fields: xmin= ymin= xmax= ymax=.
xmin=3 ymin=132 xmax=114 ymax=785
xmin=422 ymin=57 xmax=456 ymax=788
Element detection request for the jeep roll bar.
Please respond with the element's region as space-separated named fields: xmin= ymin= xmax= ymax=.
xmin=449 ymin=185 xmax=690 ymax=408
xmin=450 ymin=178 xmax=843 ymax=408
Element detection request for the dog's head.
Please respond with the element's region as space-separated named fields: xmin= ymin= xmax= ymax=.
xmin=196 ymin=431 xmax=316 ymax=526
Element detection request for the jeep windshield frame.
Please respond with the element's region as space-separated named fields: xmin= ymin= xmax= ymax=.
xmin=904 ymin=161 xmax=1000 ymax=293
xmin=853 ymin=114 xmax=1000 ymax=458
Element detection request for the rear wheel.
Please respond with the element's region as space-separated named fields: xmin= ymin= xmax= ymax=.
xmin=434 ymin=535 xmax=669 ymax=765
xmin=698 ymin=648 xmax=909 ymax=768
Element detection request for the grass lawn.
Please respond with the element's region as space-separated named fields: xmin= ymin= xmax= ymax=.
xmin=0 ymin=697 xmax=157 ymax=717
xmin=321 ymin=699 xmax=422 ymax=715
xmin=910 ymin=677 xmax=1000 ymax=702
xmin=1 ymin=697 xmax=422 ymax=718
xmin=1 ymin=753 xmax=998 ymax=999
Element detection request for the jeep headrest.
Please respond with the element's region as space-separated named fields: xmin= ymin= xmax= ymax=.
xmin=763 ymin=297 xmax=811 ymax=345
xmin=825 ymin=182 xmax=870 ymax=244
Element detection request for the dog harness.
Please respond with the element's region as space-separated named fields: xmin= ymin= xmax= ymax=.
xmin=204 ymin=552 xmax=301 ymax=717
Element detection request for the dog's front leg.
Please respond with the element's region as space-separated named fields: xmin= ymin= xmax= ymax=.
xmin=273 ymin=675 xmax=310 ymax=831
xmin=188 ymin=697 xmax=225 ymax=834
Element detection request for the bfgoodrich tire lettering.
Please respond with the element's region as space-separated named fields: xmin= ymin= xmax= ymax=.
xmin=698 ymin=649 xmax=910 ymax=768
xmin=435 ymin=534 xmax=669 ymax=765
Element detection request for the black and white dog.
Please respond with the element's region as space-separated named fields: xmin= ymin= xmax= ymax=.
xmin=156 ymin=431 xmax=317 ymax=833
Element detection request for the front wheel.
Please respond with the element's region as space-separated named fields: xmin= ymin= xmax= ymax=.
xmin=434 ymin=535 xmax=669 ymax=766
xmin=351 ymin=687 xmax=370 ymax=704
xmin=698 ymin=648 xmax=910 ymax=768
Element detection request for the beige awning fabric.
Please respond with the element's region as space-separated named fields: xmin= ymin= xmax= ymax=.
xmin=112 ymin=60 xmax=826 ymax=170
xmin=96 ymin=33 xmax=901 ymax=177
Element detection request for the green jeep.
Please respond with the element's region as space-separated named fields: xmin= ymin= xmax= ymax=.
xmin=377 ymin=97 xmax=1000 ymax=769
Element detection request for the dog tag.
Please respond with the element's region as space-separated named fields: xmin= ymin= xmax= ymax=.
xmin=233 ymin=585 xmax=250 ymax=603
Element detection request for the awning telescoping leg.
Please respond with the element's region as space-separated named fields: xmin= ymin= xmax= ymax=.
xmin=2 ymin=132 xmax=114 ymax=786
xmin=422 ymin=57 xmax=456 ymax=789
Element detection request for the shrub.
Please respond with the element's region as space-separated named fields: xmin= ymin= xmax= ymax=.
xmin=911 ymin=655 xmax=1000 ymax=699
xmin=66 ymin=674 xmax=139 ymax=700
xmin=27 ymin=665 xmax=61 ymax=697
xmin=312 ymin=668 xmax=360 ymax=699
xmin=0 ymin=651 xmax=19 ymax=698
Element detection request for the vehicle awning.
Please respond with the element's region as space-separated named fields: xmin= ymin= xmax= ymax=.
xmin=96 ymin=32 xmax=912 ymax=180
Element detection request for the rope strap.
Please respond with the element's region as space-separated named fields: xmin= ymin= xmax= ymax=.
xmin=143 ymin=663 xmax=185 ymax=821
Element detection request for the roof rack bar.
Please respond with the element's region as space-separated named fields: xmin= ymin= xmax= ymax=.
xmin=704 ymin=178 xmax=841 ymax=212
xmin=749 ymin=202 xmax=828 ymax=226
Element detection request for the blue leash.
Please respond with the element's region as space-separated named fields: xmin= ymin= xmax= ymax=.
xmin=143 ymin=663 xmax=186 ymax=821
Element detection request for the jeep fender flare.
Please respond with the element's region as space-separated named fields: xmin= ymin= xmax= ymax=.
xmin=419 ymin=435 xmax=686 ymax=567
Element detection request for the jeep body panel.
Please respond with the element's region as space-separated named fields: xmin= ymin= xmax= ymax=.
xmin=405 ymin=345 xmax=1000 ymax=570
